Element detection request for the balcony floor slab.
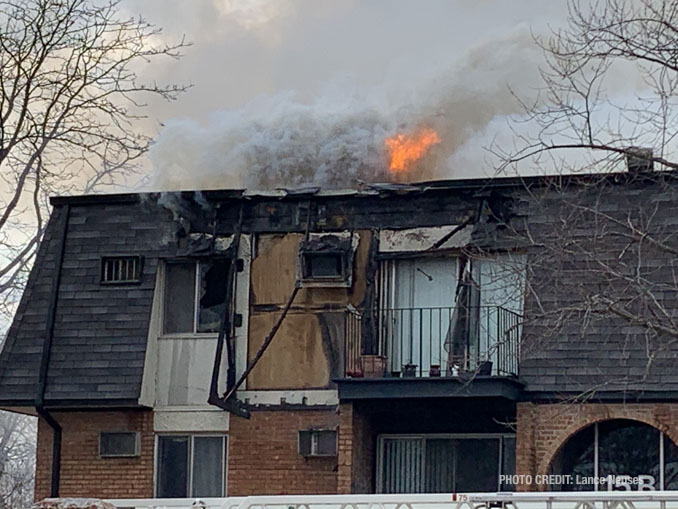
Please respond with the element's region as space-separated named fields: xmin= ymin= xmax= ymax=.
xmin=334 ymin=375 xmax=524 ymax=401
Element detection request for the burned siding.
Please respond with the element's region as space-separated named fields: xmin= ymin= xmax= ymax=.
xmin=215 ymin=190 xmax=479 ymax=234
xmin=4 ymin=173 xmax=678 ymax=407
xmin=246 ymin=231 xmax=371 ymax=389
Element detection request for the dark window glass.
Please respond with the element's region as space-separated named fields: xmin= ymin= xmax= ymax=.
xmin=192 ymin=436 xmax=224 ymax=497
xmin=164 ymin=263 xmax=196 ymax=333
xmin=304 ymin=253 xmax=343 ymax=279
xmin=197 ymin=260 xmax=229 ymax=333
xmin=549 ymin=425 xmax=595 ymax=491
xmin=315 ymin=430 xmax=337 ymax=455
xmin=381 ymin=438 xmax=424 ymax=493
xmin=298 ymin=430 xmax=313 ymax=456
xmin=382 ymin=436 xmax=506 ymax=493
xmin=665 ymin=434 xmax=678 ymax=490
xmin=99 ymin=432 xmax=138 ymax=457
xmin=455 ymin=439 xmax=500 ymax=492
xmin=424 ymin=439 xmax=455 ymax=492
xmin=157 ymin=436 xmax=189 ymax=498
xmin=598 ymin=420 xmax=659 ymax=489
xmin=550 ymin=420 xmax=666 ymax=491
xmin=501 ymin=436 xmax=516 ymax=490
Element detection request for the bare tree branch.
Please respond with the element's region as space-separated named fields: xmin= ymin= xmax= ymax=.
xmin=0 ymin=0 xmax=190 ymax=320
xmin=0 ymin=2 xmax=189 ymax=504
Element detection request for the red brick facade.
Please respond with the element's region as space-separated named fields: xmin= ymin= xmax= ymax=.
xmin=337 ymin=402 xmax=375 ymax=494
xmin=515 ymin=402 xmax=678 ymax=491
xmin=35 ymin=407 xmax=341 ymax=501
xmin=35 ymin=410 xmax=154 ymax=501
xmin=227 ymin=408 xmax=339 ymax=495
xmin=35 ymin=402 xmax=678 ymax=500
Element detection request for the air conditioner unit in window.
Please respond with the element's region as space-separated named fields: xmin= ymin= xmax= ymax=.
xmin=298 ymin=429 xmax=337 ymax=457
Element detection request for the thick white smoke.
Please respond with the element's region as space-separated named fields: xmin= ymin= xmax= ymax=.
xmin=148 ymin=26 xmax=547 ymax=190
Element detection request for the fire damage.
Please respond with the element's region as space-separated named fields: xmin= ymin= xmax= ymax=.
xmin=9 ymin=169 xmax=678 ymax=499
xmin=146 ymin=182 xmax=523 ymax=418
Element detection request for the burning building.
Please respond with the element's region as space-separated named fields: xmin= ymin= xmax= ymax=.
xmin=1 ymin=161 xmax=678 ymax=500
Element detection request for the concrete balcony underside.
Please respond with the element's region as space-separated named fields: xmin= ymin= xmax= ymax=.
xmin=334 ymin=375 xmax=524 ymax=400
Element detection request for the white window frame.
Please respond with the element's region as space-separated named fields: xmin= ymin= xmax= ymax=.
xmin=154 ymin=433 xmax=228 ymax=498
xmin=376 ymin=433 xmax=515 ymax=493
xmin=162 ymin=259 xmax=228 ymax=337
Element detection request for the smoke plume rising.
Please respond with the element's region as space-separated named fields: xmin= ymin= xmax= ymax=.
xmin=136 ymin=1 xmax=564 ymax=191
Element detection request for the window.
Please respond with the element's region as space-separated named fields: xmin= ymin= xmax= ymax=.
xmin=100 ymin=256 xmax=143 ymax=284
xmin=156 ymin=435 xmax=226 ymax=498
xmin=377 ymin=257 xmax=458 ymax=377
xmin=298 ymin=429 xmax=337 ymax=457
xmin=375 ymin=254 xmax=525 ymax=377
xmin=99 ymin=432 xmax=139 ymax=457
xmin=378 ymin=434 xmax=515 ymax=493
xmin=550 ymin=419 xmax=678 ymax=491
xmin=302 ymin=252 xmax=345 ymax=280
xmin=163 ymin=260 xmax=230 ymax=334
xmin=298 ymin=234 xmax=354 ymax=287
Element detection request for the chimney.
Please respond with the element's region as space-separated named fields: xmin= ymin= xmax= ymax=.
xmin=626 ymin=147 xmax=654 ymax=173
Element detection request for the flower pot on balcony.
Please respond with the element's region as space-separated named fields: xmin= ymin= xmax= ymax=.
xmin=429 ymin=364 xmax=441 ymax=377
xmin=402 ymin=363 xmax=418 ymax=377
xmin=360 ymin=355 xmax=387 ymax=377
xmin=478 ymin=360 xmax=493 ymax=376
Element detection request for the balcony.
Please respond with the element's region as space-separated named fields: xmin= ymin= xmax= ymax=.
xmin=345 ymin=305 xmax=521 ymax=379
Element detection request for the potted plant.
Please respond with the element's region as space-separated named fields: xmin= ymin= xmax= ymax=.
xmin=402 ymin=363 xmax=418 ymax=377
xmin=429 ymin=364 xmax=441 ymax=377
xmin=360 ymin=354 xmax=387 ymax=377
xmin=478 ymin=360 xmax=493 ymax=376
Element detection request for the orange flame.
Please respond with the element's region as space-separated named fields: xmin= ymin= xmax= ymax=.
xmin=385 ymin=127 xmax=441 ymax=173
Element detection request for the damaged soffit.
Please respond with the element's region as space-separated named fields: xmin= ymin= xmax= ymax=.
xmin=379 ymin=225 xmax=473 ymax=252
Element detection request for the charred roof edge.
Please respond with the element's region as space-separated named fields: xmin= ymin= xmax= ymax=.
xmin=49 ymin=170 xmax=678 ymax=207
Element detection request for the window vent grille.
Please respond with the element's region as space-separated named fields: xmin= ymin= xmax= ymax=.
xmin=101 ymin=255 xmax=143 ymax=284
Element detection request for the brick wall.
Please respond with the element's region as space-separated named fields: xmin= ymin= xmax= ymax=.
xmin=338 ymin=402 xmax=375 ymax=494
xmin=515 ymin=402 xmax=678 ymax=491
xmin=337 ymin=403 xmax=352 ymax=494
xmin=35 ymin=410 xmax=153 ymax=501
xmin=227 ymin=408 xmax=339 ymax=495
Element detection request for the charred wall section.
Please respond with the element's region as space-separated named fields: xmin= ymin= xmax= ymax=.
xmin=11 ymin=173 xmax=672 ymax=406
xmin=246 ymin=231 xmax=371 ymax=389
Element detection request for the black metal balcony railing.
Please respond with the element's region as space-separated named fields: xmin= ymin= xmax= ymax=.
xmin=345 ymin=306 xmax=521 ymax=378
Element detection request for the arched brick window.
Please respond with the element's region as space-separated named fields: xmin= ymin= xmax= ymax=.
xmin=549 ymin=419 xmax=678 ymax=491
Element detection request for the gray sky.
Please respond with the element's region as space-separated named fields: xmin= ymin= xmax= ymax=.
xmin=120 ymin=0 xmax=571 ymax=190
